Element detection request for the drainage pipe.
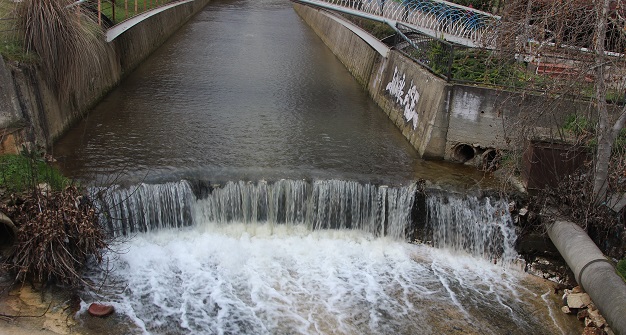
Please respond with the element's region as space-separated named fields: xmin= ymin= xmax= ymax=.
xmin=548 ymin=220 xmax=626 ymax=335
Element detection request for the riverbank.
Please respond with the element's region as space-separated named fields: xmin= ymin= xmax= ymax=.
xmin=0 ymin=0 xmax=212 ymax=150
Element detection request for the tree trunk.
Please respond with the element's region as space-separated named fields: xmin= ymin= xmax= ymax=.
xmin=592 ymin=0 xmax=611 ymax=204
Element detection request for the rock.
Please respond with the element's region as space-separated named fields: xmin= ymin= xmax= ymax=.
xmin=561 ymin=305 xmax=572 ymax=314
xmin=567 ymin=293 xmax=592 ymax=308
xmin=604 ymin=326 xmax=616 ymax=335
xmin=37 ymin=183 xmax=50 ymax=196
xmin=572 ymin=286 xmax=583 ymax=294
xmin=577 ymin=309 xmax=589 ymax=320
xmin=519 ymin=207 xmax=528 ymax=216
xmin=581 ymin=326 xmax=604 ymax=335
xmin=585 ymin=309 xmax=607 ymax=328
xmin=88 ymin=303 xmax=115 ymax=317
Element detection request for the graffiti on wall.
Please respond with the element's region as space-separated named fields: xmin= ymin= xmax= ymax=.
xmin=385 ymin=66 xmax=420 ymax=129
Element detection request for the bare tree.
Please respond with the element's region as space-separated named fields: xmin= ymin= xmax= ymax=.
xmin=491 ymin=0 xmax=626 ymax=205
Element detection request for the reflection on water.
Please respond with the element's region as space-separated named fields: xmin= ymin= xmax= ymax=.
xmin=53 ymin=0 xmax=495 ymax=189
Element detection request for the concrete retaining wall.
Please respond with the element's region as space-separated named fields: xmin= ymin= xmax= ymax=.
xmin=293 ymin=3 xmax=594 ymax=162
xmin=0 ymin=0 xmax=211 ymax=149
xmin=293 ymin=3 xmax=379 ymax=87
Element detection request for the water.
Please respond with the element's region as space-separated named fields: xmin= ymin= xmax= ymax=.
xmin=53 ymin=0 xmax=495 ymax=188
xmin=84 ymin=227 xmax=568 ymax=335
xmin=52 ymin=0 xmax=580 ymax=333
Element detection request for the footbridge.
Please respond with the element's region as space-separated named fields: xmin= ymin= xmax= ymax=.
xmin=98 ymin=0 xmax=498 ymax=47
xmin=292 ymin=0 xmax=500 ymax=47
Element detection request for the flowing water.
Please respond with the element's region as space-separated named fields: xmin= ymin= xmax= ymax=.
xmin=53 ymin=0 xmax=579 ymax=333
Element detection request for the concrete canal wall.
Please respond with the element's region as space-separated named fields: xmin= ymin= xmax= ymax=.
xmin=293 ymin=3 xmax=592 ymax=163
xmin=0 ymin=0 xmax=212 ymax=150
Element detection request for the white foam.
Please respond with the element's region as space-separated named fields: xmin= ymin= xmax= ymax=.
xmin=84 ymin=224 xmax=569 ymax=334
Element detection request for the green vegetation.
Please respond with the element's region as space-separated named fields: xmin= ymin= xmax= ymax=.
xmin=618 ymin=259 xmax=626 ymax=281
xmin=563 ymin=114 xmax=594 ymax=136
xmin=0 ymin=152 xmax=69 ymax=194
xmin=562 ymin=114 xmax=626 ymax=153
xmin=101 ymin=0 xmax=170 ymax=24
xmin=342 ymin=15 xmax=396 ymax=40
xmin=0 ymin=0 xmax=25 ymax=61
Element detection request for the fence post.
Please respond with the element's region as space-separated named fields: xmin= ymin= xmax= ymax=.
xmin=446 ymin=44 xmax=454 ymax=81
xmin=98 ymin=0 xmax=102 ymax=26
xmin=112 ymin=0 xmax=116 ymax=24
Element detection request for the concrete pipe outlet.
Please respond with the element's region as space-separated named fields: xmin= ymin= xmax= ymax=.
xmin=548 ymin=220 xmax=626 ymax=335
xmin=452 ymin=143 xmax=476 ymax=163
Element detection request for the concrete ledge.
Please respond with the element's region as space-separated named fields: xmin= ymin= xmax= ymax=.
xmin=320 ymin=11 xmax=390 ymax=57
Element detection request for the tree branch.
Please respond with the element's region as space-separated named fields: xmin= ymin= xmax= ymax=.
xmin=612 ymin=106 xmax=626 ymax=136
xmin=0 ymin=302 xmax=51 ymax=320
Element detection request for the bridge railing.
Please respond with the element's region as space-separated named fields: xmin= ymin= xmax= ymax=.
xmin=86 ymin=0 xmax=173 ymax=27
xmin=306 ymin=0 xmax=500 ymax=45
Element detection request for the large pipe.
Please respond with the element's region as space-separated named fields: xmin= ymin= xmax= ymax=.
xmin=548 ymin=220 xmax=626 ymax=335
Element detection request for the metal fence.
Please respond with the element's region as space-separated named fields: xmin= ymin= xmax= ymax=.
xmin=297 ymin=0 xmax=500 ymax=46
xmin=390 ymin=23 xmax=562 ymax=91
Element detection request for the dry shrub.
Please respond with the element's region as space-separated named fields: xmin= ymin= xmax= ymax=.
xmin=1 ymin=186 xmax=106 ymax=287
xmin=16 ymin=0 xmax=106 ymax=100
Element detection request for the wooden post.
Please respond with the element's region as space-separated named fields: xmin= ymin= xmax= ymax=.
xmin=135 ymin=0 xmax=138 ymax=14
xmin=98 ymin=0 xmax=102 ymax=26
xmin=125 ymin=0 xmax=128 ymax=19
xmin=112 ymin=0 xmax=116 ymax=23
xmin=144 ymin=0 xmax=146 ymax=11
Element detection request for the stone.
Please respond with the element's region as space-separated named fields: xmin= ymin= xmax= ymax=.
xmin=577 ymin=309 xmax=589 ymax=320
xmin=581 ymin=327 xmax=604 ymax=335
xmin=566 ymin=293 xmax=592 ymax=309
xmin=561 ymin=305 xmax=571 ymax=314
xmin=585 ymin=309 xmax=606 ymax=328
xmin=604 ymin=326 xmax=616 ymax=335
xmin=571 ymin=286 xmax=582 ymax=294
xmin=37 ymin=183 xmax=50 ymax=196
xmin=88 ymin=303 xmax=114 ymax=317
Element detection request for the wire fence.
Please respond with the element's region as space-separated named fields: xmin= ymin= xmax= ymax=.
xmin=389 ymin=22 xmax=626 ymax=103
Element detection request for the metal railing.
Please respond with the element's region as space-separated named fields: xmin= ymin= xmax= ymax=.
xmin=296 ymin=0 xmax=500 ymax=46
xmin=89 ymin=0 xmax=173 ymax=27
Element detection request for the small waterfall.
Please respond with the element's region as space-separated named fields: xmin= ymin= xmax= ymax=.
xmin=426 ymin=194 xmax=517 ymax=263
xmin=93 ymin=181 xmax=196 ymax=236
xmin=94 ymin=179 xmax=418 ymax=239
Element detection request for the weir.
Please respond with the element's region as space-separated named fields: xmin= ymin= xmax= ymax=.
xmin=94 ymin=179 xmax=517 ymax=263
xmin=82 ymin=179 xmax=580 ymax=334
xmin=52 ymin=1 xmax=582 ymax=333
